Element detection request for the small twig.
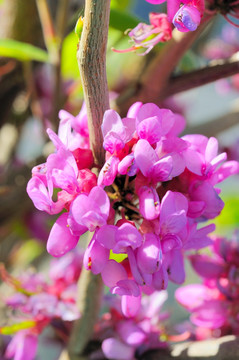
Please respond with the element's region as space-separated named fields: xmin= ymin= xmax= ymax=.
xmin=162 ymin=52 xmax=239 ymax=99
xmin=22 ymin=62 xmax=45 ymax=126
xmin=35 ymin=0 xmax=58 ymax=64
xmin=56 ymin=0 xmax=70 ymax=40
xmin=36 ymin=0 xmax=69 ymax=127
xmin=51 ymin=0 xmax=70 ymax=126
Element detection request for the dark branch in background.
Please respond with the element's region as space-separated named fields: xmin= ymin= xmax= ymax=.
xmin=141 ymin=335 xmax=239 ymax=360
xmin=36 ymin=0 xmax=70 ymax=127
xmin=0 ymin=0 xmax=42 ymax=127
xmin=162 ymin=52 xmax=239 ymax=100
xmin=183 ymin=110 xmax=239 ymax=137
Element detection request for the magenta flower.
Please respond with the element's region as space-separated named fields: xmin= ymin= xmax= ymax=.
xmin=145 ymin=0 xmax=205 ymax=33
xmin=26 ymin=100 xmax=239 ymax=310
xmin=173 ymin=3 xmax=201 ymax=32
xmin=98 ymin=155 xmax=120 ymax=186
xmin=101 ymin=290 xmax=168 ymax=359
xmin=27 ymin=176 xmax=65 ymax=215
xmin=134 ymin=139 xmax=173 ymax=183
xmin=70 ymin=186 xmax=110 ymax=232
xmin=101 ymin=109 xmax=135 ymax=155
xmin=176 ymin=232 xmax=239 ymax=337
xmin=5 ymin=332 xmax=38 ymax=360
xmin=113 ymin=13 xmax=172 ymax=55
xmin=47 ymin=213 xmax=80 ymax=257
xmin=2 ymin=252 xmax=82 ymax=360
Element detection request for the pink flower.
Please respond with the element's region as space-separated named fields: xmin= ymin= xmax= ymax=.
xmin=112 ymin=13 xmax=172 ymax=55
xmin=5 ymin=332 xmax=38 ymax=360
xmin=176 ymin=232 xmax=239 ymax=336
xmin=145 ymin=0 xmax=205 ymax=33
xmin=69 ymin=186 xmax=110 ymax=232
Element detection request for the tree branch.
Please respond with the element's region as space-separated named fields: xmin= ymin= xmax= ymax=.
xmin=162 ymin=52 xmax=239 ymax=99
xmin=65 ymin=1 xmax=111 ymax=359
xmin=183 ymin=110 xmax=239 ymax=137
xmin=77 ymin=0 xmax=110 ymax=167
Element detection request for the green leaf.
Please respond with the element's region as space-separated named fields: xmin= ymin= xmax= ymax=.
xmin=111 ymin=0 xmax=130 ymax=10
xmin=61 ymin=31 xmax=79 ymax=79
xmin=214 ymin=196 xmax=239 ymax=235
xmin=0 ymin=39 xmax=49 ymax=62
xmin=0 ymin=320 xmax=36 ymax=335
xmin=109 ymin=8 xmax=141 ymax=33
xmin=177 ymin=50 xmax=201 ymax=73
xmin=109 ymin=250 xmax=127 ymax=263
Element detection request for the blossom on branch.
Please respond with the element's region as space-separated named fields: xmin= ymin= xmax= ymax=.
xmin=112 ymin=13 xmax=172 ymax=55
xmin=26 ymin=101 xmax=239 ymax=315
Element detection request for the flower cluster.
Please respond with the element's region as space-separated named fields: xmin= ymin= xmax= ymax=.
xmin=113 ymin=13 xmax=172 ymax=55
xmin=1 ymin=253 xmax=171 ymax=360
xmin=176 ymin=231 xmax=239 ymax=338
xmin=27 ymin=101 xmax=239 ymax=316
xmin=0 ymin=252 xmax=82 ymax=360
xmin=98 ymin=291 xmax=168 ymax=360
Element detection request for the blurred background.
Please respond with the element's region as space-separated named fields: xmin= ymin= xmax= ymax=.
xmin=0 ymin=0 xmax=239 ymax=357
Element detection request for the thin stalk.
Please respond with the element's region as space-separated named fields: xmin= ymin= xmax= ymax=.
xmin=35 ymin=0 xmax=58 ymax=64
xmin=51 ymin=0 xmax=70 ymax=126
xmin=161 ymin=52 xmax=239 ymax=99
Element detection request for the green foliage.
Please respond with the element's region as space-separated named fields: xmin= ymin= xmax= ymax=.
xmin=61 ymin=31 xmax=79 ymax=79
xmin=75 ymin=16 xmax=84 ymax=40
xmin=111 ymin=0 xmax=131 ymax=10
xmin=109 ymin=250 xmax=127 ymax=263
xmin=177 ymin=50 xmax=202 ymax=73
xmin=0 ymin=39 xmax=49 ymax=62
xmin=109 ymin=8 xmax=141 ymax=33
xmin=0 ymin=321 xmax=36 ymax=335
xmin=13 ymin=240 xmax=44 ymax=267
xmin=214 ymin=196 xmax=239 ymax=235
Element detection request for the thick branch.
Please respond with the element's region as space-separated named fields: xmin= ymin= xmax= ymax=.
xmin=162 ymin=52 xmax=239 ymax=99
xmin=77 ymin=0 xmax=110 ymax=166
xmin=66 ymin=1 xmax=111 ymax=359
xmin=68 ymin=269 xmax=103 ymax=359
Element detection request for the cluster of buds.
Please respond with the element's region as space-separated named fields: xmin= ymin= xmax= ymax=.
xmin=176 ymin=231 xmax=239 ymax=338
xmin=26 ymin=101 xmax=239 ymax=317
xmin=0 ymin=252 xmax=82 ymax=360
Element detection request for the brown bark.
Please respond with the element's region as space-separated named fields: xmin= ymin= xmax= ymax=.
xmin=65 ymin=1 xmax=111 ymax=359
xmin=77 ymin=0 xmax=111 ymax=167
